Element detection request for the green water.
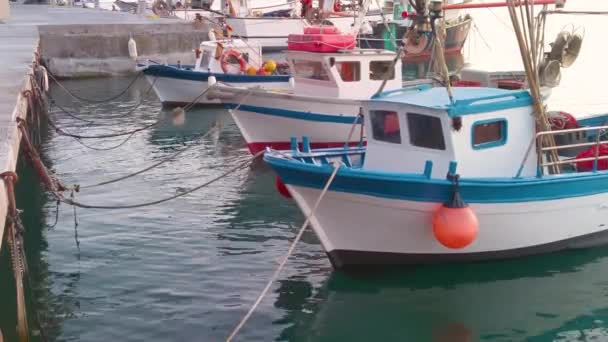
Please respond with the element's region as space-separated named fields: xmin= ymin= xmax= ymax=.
xmin=2 ymin=77 xmax=608 ymax=342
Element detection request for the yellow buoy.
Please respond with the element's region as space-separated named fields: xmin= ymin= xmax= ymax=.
xmin=263 ymin=59 xmax=277 ymax=73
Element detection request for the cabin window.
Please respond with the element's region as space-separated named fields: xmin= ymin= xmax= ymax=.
xmin=472 ymin=119 xmax=508 ymax=149
xmin=407 ymin=113 xmax=446 ymax=150
xmin=370 ymin=61 xmax=395 ymax=80
xmin=292 ymin=60 xmax=329 ymax=81
xmin=336 ymin=61 xmax=361 ymax=82
xmin=370 ymin=110 xmax=401 ymax=144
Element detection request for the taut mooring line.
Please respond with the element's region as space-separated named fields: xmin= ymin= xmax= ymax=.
xmin=225 ymin=161 xmax=341 ymax=342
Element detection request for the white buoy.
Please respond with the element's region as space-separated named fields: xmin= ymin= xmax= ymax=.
xmin=289 ymin=77 xmax=295 ymax=88
xmin=171 ymin=107 xmax=186 ymax=126
xmin=208 ymin=75 xmax=217 ymax=87
xmin=128 ymin=34 xmax=138 ymax=60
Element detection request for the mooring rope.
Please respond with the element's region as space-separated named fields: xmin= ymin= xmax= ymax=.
xmin=225 ymin=161 xmax=341 ymax=342
xmin=78 ymin=124 xmax=221 ymax=189
xmin=1 ymin=172 xmax=29 ymax=342
xmin=226 ymin=88 xmax=365 ymax=340
xmin=47 ymin=71 xmax=144 ymax=104
xmin=62 ymin=150 xmax=264 ymax=210
xmin=49 ymin=77 xmax=159 ymax=126
xmin=45 ymin=84 xmax=214 ymax=153
xmin=48 ymin=115 xmax=161 ymax=139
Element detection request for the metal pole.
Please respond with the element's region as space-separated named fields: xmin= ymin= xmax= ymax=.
xmin=443 ymin=0 xmax=563 ymax=10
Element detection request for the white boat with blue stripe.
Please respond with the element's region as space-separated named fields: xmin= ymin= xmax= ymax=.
xmin=142 ymin=38 xmax=291 ymax=106
xmin=264 ymin=84 xmax=608 ymax=268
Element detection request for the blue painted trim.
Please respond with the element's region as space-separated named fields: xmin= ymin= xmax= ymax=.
xmin=290 ymin=137 xmax=298 ymax=152
xmin=423 ymin=160 xmax=433 ymax=179
xmin=471 ymin=118 xmax=508 ymax=150
xmin=577 ymin=113 xmax=608 ymax=127
xmin=143 ymin=64 xmax=290 ymax=83
xmin=448 ymin=91 xmax=532 ymax=117
xmin=302 ymin=136 xmax=311 ymax=152
xmin=448 ymin=161 xmax=457 ymax=175
xmin=224 ymin=104 xmax=362 ymax=124
xmin=372 ymin=87 xmax=533 ymax=117
xmin=263 ymin=151 xmax=608 ymax=204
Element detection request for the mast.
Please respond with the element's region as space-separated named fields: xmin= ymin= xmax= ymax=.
xmin=506 ymin=0 xmax=560 ymax=173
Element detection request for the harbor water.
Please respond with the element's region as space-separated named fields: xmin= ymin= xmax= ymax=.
xmin=1 ymin=75 xmax=608 ymax=342
xmin=3 ymin=2 xmax=608 ymax=341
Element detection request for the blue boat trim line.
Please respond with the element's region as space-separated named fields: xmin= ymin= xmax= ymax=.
xmin=224 ymin=104 xmax=363 ymax=124
xmin=143 ymin=64 xmax=291 ymax=83
xmin=372 ymin=86 xmax=533 ymax=117
xmin=264 ymin=149 xmax=608 ymax=204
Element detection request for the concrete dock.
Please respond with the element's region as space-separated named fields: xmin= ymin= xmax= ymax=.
xmin=0 ymin=3 xmax=208 ymax=248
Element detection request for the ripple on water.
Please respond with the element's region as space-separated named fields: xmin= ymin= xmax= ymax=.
xmin=7 ymin=60 xmax=608 ymax=342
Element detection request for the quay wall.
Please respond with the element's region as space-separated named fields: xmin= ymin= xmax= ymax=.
xmin=39 ymin=22 xmax=210 ymax=78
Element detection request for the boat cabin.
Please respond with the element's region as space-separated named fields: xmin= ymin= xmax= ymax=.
xmin=194 ymin=39 xmax=263 ymax=73
xmin=286 ymin=49 xmax=402 ymax=99
xmin=362 ymin=85 xmax=539 ymax=178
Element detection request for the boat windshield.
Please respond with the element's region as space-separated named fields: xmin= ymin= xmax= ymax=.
xmin=292 ymin=60 xmax=330 ymax=81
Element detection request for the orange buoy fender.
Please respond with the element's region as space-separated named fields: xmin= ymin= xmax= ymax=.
xmin=432 ymin=174 xmax=478 ymax=249
xmin=275 ymin=177 xmax=292 ymax=199
xmin=220 ymin=49 xmax=248 ymax=74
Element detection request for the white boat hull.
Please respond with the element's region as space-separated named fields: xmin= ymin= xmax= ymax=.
xmin=287 ymin=185 xmax=608 ymax=268
xmin=146 ymin=75 xmax=290 ymax=106
xmin=148 ymin=75 xmax=220 ymax=105
xmin=226 ymin=92 xmax=364 ymax=153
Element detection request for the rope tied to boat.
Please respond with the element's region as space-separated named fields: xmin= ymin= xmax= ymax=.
xmin=48 ymin=76 xmax=159 ymax=126
xmin=43 ymin=80 xmax=210 ymax=151
xmin=62 ymin=150 xmax=264 ymax=210
xmin=47 ymin=71 xmax=145 ymax=104
xmin=225 ymin=161 xmax=342 ymax=342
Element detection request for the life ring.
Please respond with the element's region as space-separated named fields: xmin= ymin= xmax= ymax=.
xmin=220 ymin=49 xmax=247 ymax=74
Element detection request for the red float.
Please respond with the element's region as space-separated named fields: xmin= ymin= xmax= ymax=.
xmin=432 ymin=205 xmax=479 ymax=249
xmin=432 ymin=175 xmax=478 ymax=249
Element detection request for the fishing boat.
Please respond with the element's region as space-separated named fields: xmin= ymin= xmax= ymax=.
xmin=264 ymin=83 xmax=608 ymax=268
xmin=209 ymin=23 xmax=408 ymax=153
xmin=263 ymin=0 xmax=593 ymax=268
xmin=359 ymin=0 xmax=472 ymax=66
xmin=142 ymin=37 xmax=291 ymax=106
xmin=225 ymin=1 xmax=385 ymax=51
xmin=209 ymin=0 xmax=515 ymax=154
xmin=176 ymin=0 xmax=387 ymax=51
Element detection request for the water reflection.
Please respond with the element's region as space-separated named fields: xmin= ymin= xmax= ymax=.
xmin=0 ymin=157 xmax=76 ymax=342
xmin=274 ymin=248 xmax=608 ymax=341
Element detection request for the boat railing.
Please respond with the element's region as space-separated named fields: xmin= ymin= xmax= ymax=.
xmin=517 ymin=125 xmax=608 ymax=177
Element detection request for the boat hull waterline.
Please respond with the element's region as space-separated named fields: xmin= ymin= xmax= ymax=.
xmin=265 ymin=150 xmax=608 ymax=268
xmin=224 ymin=93 xmax=364 ymax=154
xmin=143 ymin=65 xmax=291 ymax=106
